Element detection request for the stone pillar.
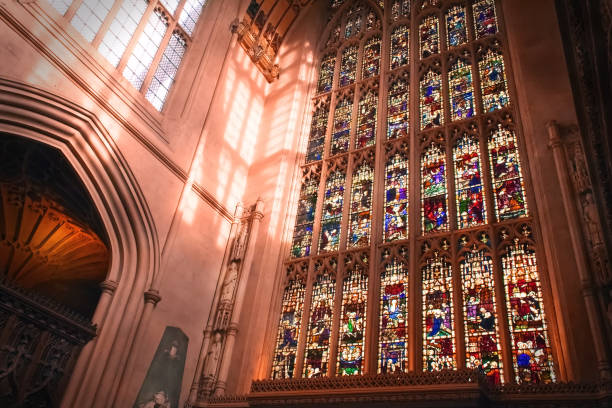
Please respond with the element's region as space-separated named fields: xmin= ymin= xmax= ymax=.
xmin=547 ymin=121 xmax=611 ymax=379
xmin=213 ymin=198 xmax=264 ymax=397
xmin=188 ymin=203 xmax=244 ymax=404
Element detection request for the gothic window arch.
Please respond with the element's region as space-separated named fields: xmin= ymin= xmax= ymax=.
xmin=46 ymin=0 xmax=209 ymax=110
xmin=272 ymin=0 xmax=556 ymax=385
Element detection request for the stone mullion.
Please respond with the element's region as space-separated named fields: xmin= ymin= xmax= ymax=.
xmin=448 ymin=233 xmax=466 ymax=369
xmin=64 ymin=0 xmax=84 ymax=21
xmin=295 ymin=260 xmax=316 ymax=377
xmin=310 ymin=160 xmax=328 ymax=258
xmin=330 ymin=260 xmax=345 ymax=376
xmin=365 ymin=20 xmax=389 ymax=375
xmin=140 ymin=9 xmax=175 ymax=94
xmin=91 ymin=0 xmax=123 ymax=48
xmin=409 ymin=0 xmax=420 ymax=372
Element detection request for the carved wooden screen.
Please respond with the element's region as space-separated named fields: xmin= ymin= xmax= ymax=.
xmin=274 ymin=0 xmax=556 ymax=384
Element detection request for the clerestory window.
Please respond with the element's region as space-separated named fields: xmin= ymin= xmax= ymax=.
xmin=47 ymin=0 xmax=208 ymax=111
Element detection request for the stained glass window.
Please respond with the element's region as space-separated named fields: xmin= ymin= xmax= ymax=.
xmin=348 ymin=164 xmax=374 ymax=248
xmin=420 ymin=70 xmax=443 ymax=130
xmin=421 ymin=144 xmax=448 ymax=233
xmin=379 ymin=259 xmax=409 ymax=373
xmin=304 ymin=273 xmax=336 ymax=377
xmin=319 ymin=171 xmax=345 ymax=252
xmin=331 ymin=98 xmax=352 ymax=156
xmin=337 ymin=267 xmax=368 ymax=375
xmin=502 ymin=241 xmax=555 ymax=383
xmin=449 ymin=59 xmax=474 ymax=121
xmin=345 ymin=7 xmax=362 ymax=39
xmin=271 ymin=279 xmax=306 ymax=379
xmin=317 ymin=54 xmax=336 ymax=94
xmin=145 ymin=32 xmax=187 ymax=110
xmin=446 ymin=5 xmax=467 ymax=48
xmin=460 ymin=246 xmax=503 ymax=384
xmin=420 ymin=15 xmax=439 ymax=59
xmin=274 ymin=0 xmax=558 ymax=385
xmin=479 ymin=50 xmax=510 ymax=112
xmin=306 ymin=105 xmax=329 ymax=163
xmin=48 ymin=0 xmax=206 ymax=111
xmin=422 ymin=252 xmax=456 ymax=371
xmin=362 ymin=36 xmax=382 ymax=79
xmin=390 ymin=25 xmax=409 ymax=70
xmin=356 ymin=90 xmax=378 ymax=149
xmin=384 ymin=154 xmax=409 ymax=241
xmin=291 ymin=178 xmax=319 ymax=258
xmin=453 ymin=134 xmax=486 ymax=228
xmin=388 ymin=78 xmax=409 ymax=139
xmin=339 ymin=46 xmax=358 ymax=87
xmin=473 ymin=0 xmax=498 ymax=38
xmin=488 ymin=126 xmax=527 ymax=220
xmin=391 ymin=0 xmax=411 ymax=21
xmin=366 ymin=9 xmax=380 ymax=31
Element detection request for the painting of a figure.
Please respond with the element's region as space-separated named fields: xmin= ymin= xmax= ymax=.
xmin=134 ymin=327 xmax=188 ymax=408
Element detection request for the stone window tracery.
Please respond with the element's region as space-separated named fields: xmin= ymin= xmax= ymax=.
xmin=46 ymin=0 xmax=208 ymax=111
xmin=274 ymin=0 xmax=556 ymax=384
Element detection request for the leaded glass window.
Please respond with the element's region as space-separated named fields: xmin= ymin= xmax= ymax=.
xmin=46 ymin=0 xmax=208 ymax=111
xmin=274 ymin=0 xmax=557 ymax=385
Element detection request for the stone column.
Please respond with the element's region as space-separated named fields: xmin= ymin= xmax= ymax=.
xmin=187 ymin=203 xmax=244 ymax=404
xmin=547 ymin=121 xmax=611 ymax=379
xmin=213 ymin=198 xmax=264 ymax=396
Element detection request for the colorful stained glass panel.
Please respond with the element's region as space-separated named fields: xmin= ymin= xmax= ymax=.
xmin=388 ymin=79 xmax=409 ymax=139
xmin=319 ymin=171 xmax=345 ymax=252
xmin=306 ymin=105 xmax=329 ymax=163
xmin=356 ymin=91 xmax=378 ymax=149
xmin=384 ymin=154 xmax=409 ymax=241
xmin=271 ymin=279 xmax=306 ymax=379
xmin=461 ymin=248 xmax=503 ymax=384
xmin=348 ymin=164 xmax=374 ymax=247
xmin=423 ymin=254 xmax=456 ymax=371
xmin=453 ymin=135 xmax=486 ymax=228
xmin=379 ymin=259 xmax=409 ymax=373
xmin=362 ymin=36 xmax=381 ymax=79
xmin=502 ymin=242 xmax=555 ymax=383
xmin=420 ymin=15 xmax=439 ymax=59
xmin=339 ymin=46 xmax=358 ymax=87
xmin=449 ymin=59 xmax=474 ymax=121
xmin=304 ymin=274 xmax=336 ymax=377
xmin=291 ymin=178 xmax=319 ymax=258
xmin=446 ymin=5 xmax=467 ymax=48
xmin=391 ymin=0 xmax=411 ymax=21
xmin=479 ymin=50 xmax=510 ymax=112
xmin=390 ymin=25 xmax=409 ymax=70
xmin=317 ymin=54 xmax=335 ymax=94
xmin=337 ymin=268 xmax=368 ymax=375
xmin=488 ymin=126 xmax=527 ymax=220
xmin=420 ymin=71 xmax=443 ymax=130
xmin=473 ymin=0 xmax=498 ymax=38
xmin=331 ymin=99 xmax=352 ymax=156
xmin=422 ymin=144 xmax=449 ymax=233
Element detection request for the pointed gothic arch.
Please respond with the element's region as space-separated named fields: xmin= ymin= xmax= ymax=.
xmin=0 ymin=77 xmax=161 ymax=407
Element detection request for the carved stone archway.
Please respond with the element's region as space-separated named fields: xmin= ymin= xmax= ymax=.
xmin=0 ymin=77 xmax=161 ymax=408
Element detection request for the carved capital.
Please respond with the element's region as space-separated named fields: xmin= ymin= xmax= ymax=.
xmin=144 ymin=289 xmax=162 ymax=305
xmin=99 ymin=280 xmax=118 ymax=295
xmin=229 ymin=18 xmax=240 ymax=34
xmin=226 ymin=323 xmax=239 ymax=336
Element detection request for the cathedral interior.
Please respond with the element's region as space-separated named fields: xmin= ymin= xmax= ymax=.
xmin=0 ymin=0 xmax=611 ymax=407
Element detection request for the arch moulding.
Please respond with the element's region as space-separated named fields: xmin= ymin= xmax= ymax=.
xmin=0 ymin=77 xmax=161 ymax=408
